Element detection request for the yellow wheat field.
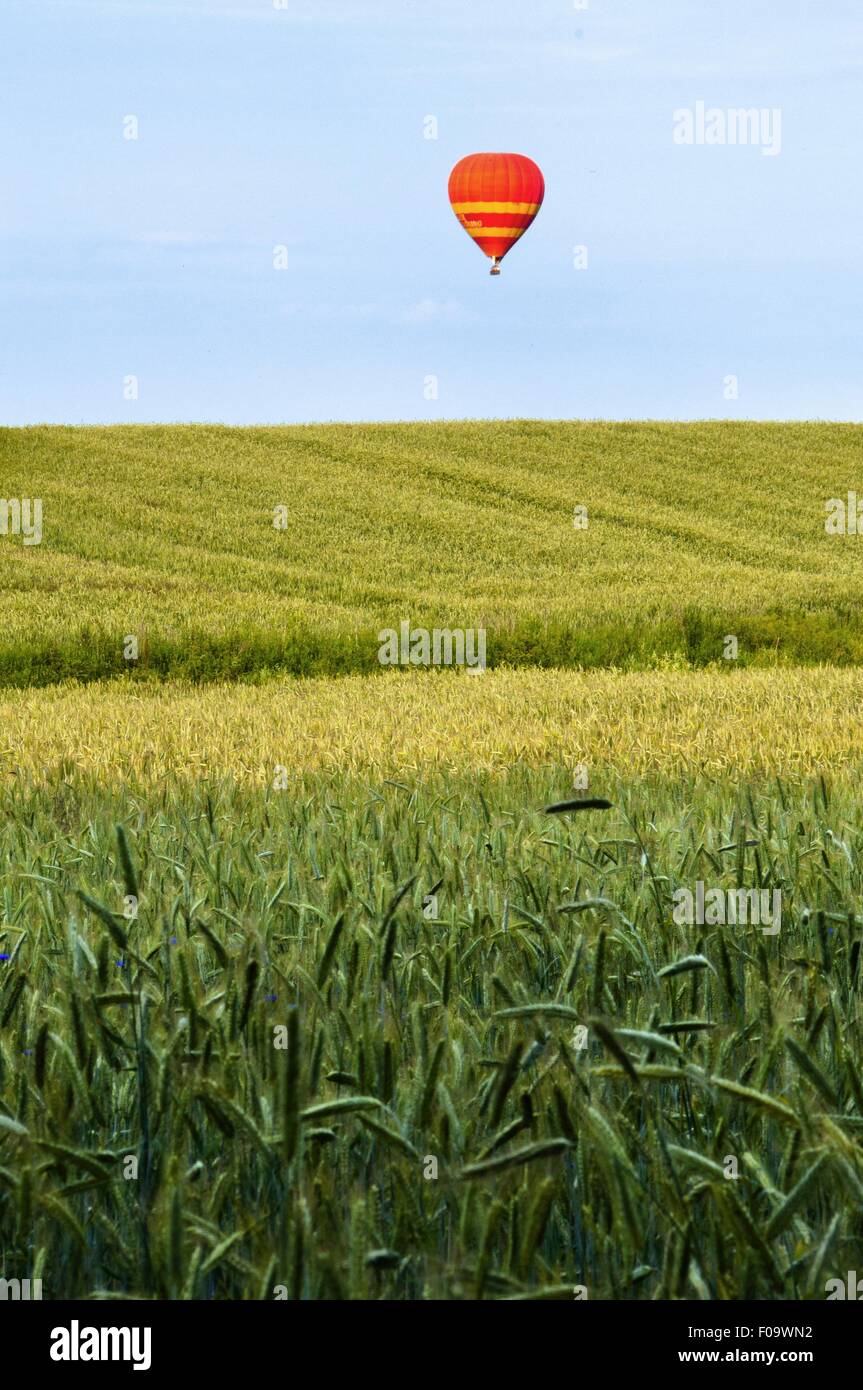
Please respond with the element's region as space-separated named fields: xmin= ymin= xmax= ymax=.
xmin=2 ymin=666 xmax=862 ymax=785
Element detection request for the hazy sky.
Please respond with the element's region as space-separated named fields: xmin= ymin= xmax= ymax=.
xmin=2 ymin=0 xmax=861 ymax=423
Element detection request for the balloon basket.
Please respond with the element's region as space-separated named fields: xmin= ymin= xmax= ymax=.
xmin=490 ymin=259 xmax=501 ymax=276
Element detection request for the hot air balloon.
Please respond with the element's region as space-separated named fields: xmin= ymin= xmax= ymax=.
xmin=448 ymin=152 xmax=545 ymax=275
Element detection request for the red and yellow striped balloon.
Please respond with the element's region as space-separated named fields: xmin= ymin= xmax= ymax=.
xmin=448 ymin=152 xmax=545 ymax=274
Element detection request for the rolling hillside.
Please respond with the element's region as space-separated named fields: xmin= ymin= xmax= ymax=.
xmin=3 ymin=422 xmax=863 ymax=1302
xmin=2 ymin=420 xmax=863 ymax=683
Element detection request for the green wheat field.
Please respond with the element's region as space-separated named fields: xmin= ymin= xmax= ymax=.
xmin=2 ymin=420 xmax=863 ymax=683
xmin=0 ymin=422 xmax=861 ymax=1300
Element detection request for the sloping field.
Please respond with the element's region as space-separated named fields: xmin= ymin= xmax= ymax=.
xmin=2 ymin=421 xmax=863 ymax=683
xmin=3 ymin=423 xmax=862 ymax=1302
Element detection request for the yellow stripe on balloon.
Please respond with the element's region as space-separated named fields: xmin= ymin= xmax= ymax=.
xmin=452 ymin=201 xmax=540 ymax=214
xmin=465 ymin=226 xmax=526 ymax=240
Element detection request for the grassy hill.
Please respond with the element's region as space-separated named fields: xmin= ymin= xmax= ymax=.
xmin=3 ymin=421 xmax=863 ymax=1302
xmin=3 ymin=420 xmax=863 ymax=683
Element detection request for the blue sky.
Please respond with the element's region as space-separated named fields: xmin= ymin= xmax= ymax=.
xmin=1 ymin=0 xmax=862 ymax=424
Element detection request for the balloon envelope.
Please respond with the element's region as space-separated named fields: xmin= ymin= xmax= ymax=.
xmin=448 ymin=153 xmax=545 ymax=272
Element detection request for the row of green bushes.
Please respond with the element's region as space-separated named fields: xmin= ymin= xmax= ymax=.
xmin=2 ymin=607 xmax=863 ymax=687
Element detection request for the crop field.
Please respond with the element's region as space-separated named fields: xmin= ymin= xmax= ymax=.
xmin=1 ymin=665 xmax=863 ymax=784
xmin=0 ymin=763 xmax=862 ymax=1300
xmin=3 ymin=422 xmax=863 ymax=683
xmin=1 ymin=423 xmax=862 ymax=1303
